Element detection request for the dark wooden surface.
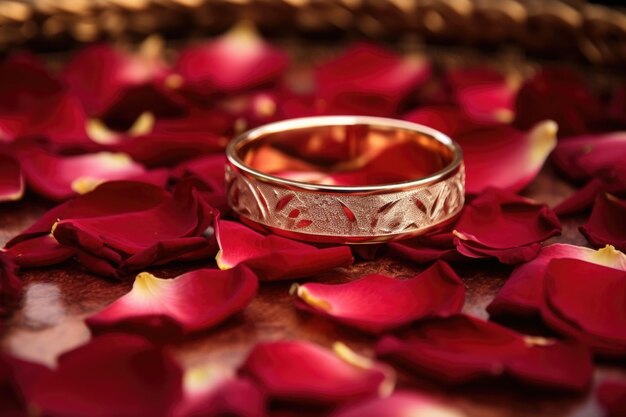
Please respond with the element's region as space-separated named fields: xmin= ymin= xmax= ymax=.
xmin=1 ymin=164 xmax=624 ymax=417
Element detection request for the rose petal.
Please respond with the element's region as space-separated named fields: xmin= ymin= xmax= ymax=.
xmin=292 ymin=261 xmax=464 ymax=333
xmin=0 ymin=252 xmax=21 ymax=315
xmin=175 ymin=22 xmax=288 ymax=98
xmin=329 ymin=392 xmax=466 ymax=417
xmin=52 ymin=181 xmax=217 ymax=277
xmin=0 ymin=154 xmax=23 ymax=202
xmin=3 ymin=235 xmax=75 ymax=268
xmin=61 ymin=41 xmax=170 ymax=115
xmin=453 ymin=188 xmax=561 ymax=264
xmin=0 ymin=351 xmax=50 ymax=416
xmin=488 ymin=244 xmax=626 ymax=319
xmin=388 ymin=232 xmax=460 ymax=264
xmin=315 ymin=44 xmax=431 ymax=116
xmin=88 ymin=266 xmax=257 ymax=336
xmin=376 ymin=315 xmax=593 ymax=391
xmin=26 ymin=333 xmax=183 ymax=417
xmin=514 ymin=68 xmax=600 ymax=137
xmin=541 ymin=258 xmax=626 ymax=357
xmin=239 ymin=340 xmax=394 ymax=406
xmin=598 ymin=380 xmax=626 ymax=417
xmin=553 ymin=176 xmax=626 ymax=216
xmin=580 ymin=193 xmax=626 ymax=251
xmin=552 ymin=132 xmax=626 ymax=183
xmin=461 ymin=121 xmax=558 ymax=194
xmin=177 ymin=364 xmax=264 ymax=417
xmin=15 ymin=145 xmax=146 ymax=201
xmin=171 ymin=154 xmax=228 ymax=212
xmin=402 ymin=106 xmax=485 ymax=138
xmin=216 ymin=220 xmax=353 ymax=281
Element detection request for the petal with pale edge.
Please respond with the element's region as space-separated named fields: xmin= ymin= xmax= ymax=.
xmin=488 ymin=244 xmax=626 ymax=319
xmin=292 ymin=261 xmax=464 ymax=333
xmin=376 ymin=315 xmax=592 ymax=391
xmin=88 ymin=266 xmax=257 ymax=336
xmin=26 ymin=333 xmax=182 ymax=417
xmin=216 ymin=220 xmax=353 ymax=281
xmin=329 ymin=392 xmax=466 ymax=417
xmin=598 ymin=380 xmax=626 ymax=417
xmin=541 ymin=258 xmax=626 ymax=357
xmin=453 ymin=188 xmax=561 ymax=264
xmin=0 ymin=154 xmax=23 ymax=202
xmin=580 ymin=193 xmax=626 ymax=252
xmin=0 ymin=253 xmax=21 ymax=315
xmin=239 ymin=340 xmax=394 ymax=406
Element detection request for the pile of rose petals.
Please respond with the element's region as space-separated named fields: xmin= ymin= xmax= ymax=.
xmin=1 ymin=21 xmax=625 ymax=417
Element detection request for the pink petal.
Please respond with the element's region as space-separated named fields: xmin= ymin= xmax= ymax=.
xmin=175 ymin=22 xmax=288 ymax=97
xmin=580 ymin=193 xmax=626 ymax=252
xmin=376 ymin=315 xmax=593 ymax=391
xmin=315 ymin=43 xmax=431 ymax=116
xmin=488 ymin=244 xmax=626 ymax=319
xmin=26 ymin=333 xmax=183 ymax=417
xmin=216 ymin=220 xmax=353 ymax=281
xmin=293 ymin=261 xmax=464 ymax=333
xmin=0 ymin=154 xmax=23 ymax=202
xmin=541 ymin=258 xmax=626 ymax=357
xmin=239 ymin=340 xmax=394 ymax=406
xmin=453 ymin=188 xmax=561 ymax=264
xmin=329 ymin=392 xmax=466 ymax=417
xmin=88 ymin=266 xmax=257 ymax=336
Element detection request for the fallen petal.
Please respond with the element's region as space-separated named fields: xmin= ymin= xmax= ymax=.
xmin=292 ymin=261 xmax=464 ymax=333
xmin=216 ymin=220 xmax=353 ymax=281
xmin=580 ymin=193 xmax=626 ymax=252
xmin=329 ymin=392 xmax=466 ymax=417
xmin=598 ymin=379 xmax=626 ymax=417
xmin=0 ymin=154 xmax=23 ymax=202
xmin=0 ymin=252 xmax=21 ymax=315
xmin=239 ymin=340 xmax=394 ymax=406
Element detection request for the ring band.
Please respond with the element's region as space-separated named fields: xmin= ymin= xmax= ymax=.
xmin=225 ymin=116 xmax=465 ymax=244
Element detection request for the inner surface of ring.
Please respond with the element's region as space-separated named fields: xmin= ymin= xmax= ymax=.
xmin=236 ymin=123 xmax=454 ymax=186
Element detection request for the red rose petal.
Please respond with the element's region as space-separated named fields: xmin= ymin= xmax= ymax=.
xmin=388 ymin=232 xmax=460 ymax=264
xmin=175 ymin=22 xmax=288 ymax=97
xmin=61 ymin=41 xmax=170 ymax=115
xmin=453 ymin=188 xmax=561 ymax=264
xmin=26 ymin=333 xmax=183 ymax=417
xmin=580 ymin=193 xmax=626 ymax=252
xmin=52 ymin=181 xmax=217 ymax=276
xmin=315 ymin=44 xmax=431 ymax=116
xmin=488 ymin=244 xmax=626 ymax=319
xmin=553 ymin=176 xmax=626 ymax=216
xmin=172 ymin=154 xmax=226 ymax=194
xmin=403 ymin=106 xmax=485 ymax=138
xmin=598 ymin=380 xmax=626 ymax=417
xmin=15 ymin=145 xmax=146 ymax=201
xmin=376 ymin=315 xmax=593 ymax=391
xmin=0 ymin=154 xmax=23 ymax=202
xmin=541 ymin=258 xmax=626 ymax=357
xmin=552 ymin=131 xmax=626 ymax=182
xmin=514 ymin=68 xmax=601 ymax=137
xmin=329 ymin=392 xmax=466 ymax=417
xmin=3 ymin=235 xmax=75 ymax=268
xmin=0 ymin=253 xmax=21 ymax=315
xmin=216 ymin=220 xmax=353 ymax=281
xmin=88 ymin=266 xmax=257 ymax=336
xmin=239 ymin=340 xmax=394 ymax=406
xmin=292 ymin=261 xmax=464 ymax=333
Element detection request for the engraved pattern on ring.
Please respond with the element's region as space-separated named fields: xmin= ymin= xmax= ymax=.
xmin=226 ymin=164 xmax=465 ymax=237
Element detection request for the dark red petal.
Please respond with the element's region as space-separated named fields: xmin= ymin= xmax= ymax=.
xmin=26 ymin=333 xmax=183 ymax=417
xmin=598 ymin=380 xmax=626 ymax=417
xmin=329 ymin=392 xmax=466 ymax=417
xmin=171 ymin=154 xmax=226 ymax=194
xmin=239 ymin=340 xmax=394 ymax=406
xmin=376 ymin=315 xmax=593 ymax=391
xmin=52 ymin=181 xmax=216 ymax=276
xmin=402 ymin=106 xmax=485 ymax=138
xmin=3 ymin=235 xmax=75 ymax=268
xmin=61 ymin=42 xmax=170 ymax=115
xmin=0 ymin=352 xmax=49 ymax=416
xmin=541 ymin=258 xmax=626 ymax=357
xmin=216 ymin=220 xmax=353 ymax=281
xmin=488 ymin=244 xmax=626 ymax=319
xmin=0 ymin=253 xmax=21 ymax=315
xmin=553 ymin=177 xmax=626 ymax=216
xmin=388 ymin=232 xmax=460 ymax=264
xmin=0 ymin=154 xmax=23 ymax=202
xmin=459 ymin=121 xmax=558 ymax=194
xmin=580 ymin=193 xmax=626 ymax=252
xmin=453 ymin=188 xmax=561 ymax=264
xmin=552 ymin=132 xmax=626 ymax=183
xmin=315 ymin=43 xmax=431 ymax=116
xmin=88 ymin=266 xmax=257 ymax=336
xmin=514 ymin=68 xmax=601 ymax=137
xmin=293 ymin=261 xmax=464 ymax=333
xmin=175 ymin=22 xmax=288 ymax=97
xmin=15 ymin=145 xmax=146 ymax=201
